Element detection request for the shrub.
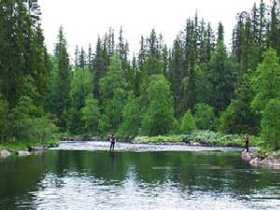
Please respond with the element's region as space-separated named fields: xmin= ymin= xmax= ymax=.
xmin=260 ymin=99 xmax=280 ymax=151
xmin=81 ymin=96 xmax=101 ymax=135
xmin=194 ymin=103 xmax=216 ymax=130
xmin=8 ymin=96 xmax=57 ymax=143
xmin=180 ymin=110 xmax=197 ymax=133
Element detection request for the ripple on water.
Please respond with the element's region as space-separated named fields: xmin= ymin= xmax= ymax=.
xmin=21 ymin=170 xmax=279 ymax=210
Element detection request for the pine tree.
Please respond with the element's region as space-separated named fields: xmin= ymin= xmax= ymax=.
xmin=54 ymin=26 xmax=71 ymax=129
xmin=208 ymin=28 xmax=237 ymax=112
xmin=268 ymin=0 xmax=280 ymax=54
xmin=74 ymin=45 xmax=79 ymax=68
xmin=79 ymin=47 xmax=86 ymax=70
xmin=93 ymin=37 xmax=108 ymax=99
xmin=169 ymin=36 xmax=184 ymax=116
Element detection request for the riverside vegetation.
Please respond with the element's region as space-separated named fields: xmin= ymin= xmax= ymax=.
xmin=1 ymin=0 xmax=280 ymax=158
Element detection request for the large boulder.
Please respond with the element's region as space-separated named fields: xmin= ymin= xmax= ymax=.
xmin=241 ymin=151 xmax=280 ymax=169
xmin=0 ymin=150 xmax=11 ymax=159
xmin=241 ymin=151 xmax=254 ymax=162
xmin=17 ymin=151 xmax=31 ymax=157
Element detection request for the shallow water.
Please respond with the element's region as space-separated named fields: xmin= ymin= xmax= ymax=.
xmin=0 ymin=142 xmax=280 ymax=210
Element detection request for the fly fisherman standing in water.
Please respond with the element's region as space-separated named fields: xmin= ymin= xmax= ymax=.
xmin=109 ymin=134 xmax=116 ymax=152
xmin=244 ymin=134 xmax=250 ymax=152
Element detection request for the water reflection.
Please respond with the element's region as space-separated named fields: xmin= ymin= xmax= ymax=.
xmin=0 ymin=150 xmax=280 ymax=210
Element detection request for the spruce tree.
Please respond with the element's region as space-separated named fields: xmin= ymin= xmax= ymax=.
xmin=54 ymin=26 xmax=71 ymax=129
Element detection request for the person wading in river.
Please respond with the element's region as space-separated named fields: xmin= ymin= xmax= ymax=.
xmin=244 ymin=134 xmax=250 ymax=152
xmin=109 ymin=134 xmax=116 ymax=152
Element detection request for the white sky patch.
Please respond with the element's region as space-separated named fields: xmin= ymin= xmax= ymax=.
xmin=39 ymin=0 xmax=269 ymax=59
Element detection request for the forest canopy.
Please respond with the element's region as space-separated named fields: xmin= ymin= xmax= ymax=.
xmin=1 ymin=0 xmax=280 ymax=151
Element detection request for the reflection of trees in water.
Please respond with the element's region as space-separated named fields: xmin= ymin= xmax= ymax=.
xmin=2 ymin=149 xmax=280 ymax=209
xmin=49 ymin=151 xmax=280 ymax=196
xmin=0 ymin=154 xmax=47 ymax=209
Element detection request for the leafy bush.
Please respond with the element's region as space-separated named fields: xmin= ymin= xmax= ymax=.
xmin=117 ymin=94 xmax=140 ymax=137
xmin=194 ymin=103 xmax=216 ymax=130
xmin=141 ymin=75 xmax=175 ymax=136
xmin=132 ymin=130 xmax=248 ymax=147
xmin=260 ymin=99 xmax=280 ymax=151
xmin=81 ymin=96 xmax=101 ymax=135
xmin=7 ymin=96 xmax=58 ymax=143
xmin=180 ymin=110 xmax=197 ymax=133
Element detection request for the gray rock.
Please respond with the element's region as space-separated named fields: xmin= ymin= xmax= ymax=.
xmin=17 ymin=151 xmax=31 ymax=157
xmin=30 ymin=146 xmax=46 ymax=151
xmin=241 ymin=151 xmax=280 ymax=169
xmin=0 ymin=150 xmax=11 ymax=159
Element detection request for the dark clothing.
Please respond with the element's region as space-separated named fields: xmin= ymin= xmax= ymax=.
xmin=110 ymin=141 xmax=115 ymax=151
xmin=244 ymin=137 xmax=250 ymax=152
xmin=245 ymin=141 xmax=249 ymax=152
xmin=109 ymin=136 xmax=116 ymax=151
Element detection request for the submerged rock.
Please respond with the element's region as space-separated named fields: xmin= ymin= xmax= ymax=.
xmin=17 ymin=151 xmax=31 ymax=157
xmin=0 ymin=150 xmax=11 ymax=159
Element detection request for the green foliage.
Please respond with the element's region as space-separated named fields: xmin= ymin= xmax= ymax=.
xmin=141 ymin=75 xmax=175 ymax=136
xmin=118 ymin=94 xmax=140 ymax=137
xmin=219 ymin=73 xmax=260 ymax=134
xmin=68 ymin=69 xmax=93 ymax=134
xmin=208 ymin=41 xmax=238 ymax=112
xmin=1 ymin=0 xmax=280 ymax=153
xmin=53 ymin=27 xmax=71 ymax=129
xmin=260 ymin=99 xmax=280 ymax=151
xmin=180 ymin=110 xmax=197 ymax=133
xmin=0 ymin=0 xmax=49 ymax=107
xmin=81 ymin=96 xmax=101 ymax=135
xmin=0 ymin=96 xmax=8 ymax=141
xmin=251 ymin=48 xmax=280 ymax=113
xmin=133 ymin=130 xmax=248 ymax=147
xmin=194 ymin=103 xmax=216 ymax=130
xmin=100 ymin=56 xmax=128 ymax=131
xmin=8 ymin=96 xmax=57 ymax=142
xmin=98 ymin=114 xmax=110 ymax=136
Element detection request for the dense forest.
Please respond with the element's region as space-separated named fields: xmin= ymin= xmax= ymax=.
xmin=1 ymin=0 xmax=280 ymax=151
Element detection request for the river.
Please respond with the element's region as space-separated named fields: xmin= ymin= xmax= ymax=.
xmin=0 ymin=141 xmax=280 ymax=210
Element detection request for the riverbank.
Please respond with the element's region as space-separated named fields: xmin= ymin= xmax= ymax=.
xmin=0 ymin=139 xmax=59 ymax=159
xmin=62 ymin=130 xmax=258 ymax=148
xmin=241 ymin=150 xmax=280 ymax=169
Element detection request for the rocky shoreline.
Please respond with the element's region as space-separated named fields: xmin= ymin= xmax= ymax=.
xmin=241 ymin=151 xmax=280 ymax=169
xmin=0 ymin=146 xmax=48 ymax=160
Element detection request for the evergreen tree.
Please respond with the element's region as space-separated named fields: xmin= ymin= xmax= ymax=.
xmin=54 ymin=27 xmax=71 ymax=129
xmin=268 ymin=0 xmax=280 ymax=54
xmin=169 ymin=37 xmax=184 ymax=116
xmin=0 ymin=96 xmax=8 ymax=142
xmin=208 ymin=36 xmax=237 ymax=112
xmin=79 ymin=47 xmax=86 ymax=70
xmin=92 ymin=37 xmax=108 ymax=99
xmin=219 ymin=72 xmax=260 ymax=134
xmin=74 ymin=45 xmax=80 ymax=67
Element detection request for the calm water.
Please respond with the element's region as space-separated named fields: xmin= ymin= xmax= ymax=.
xmin=1 ymin=142 xmax=280 ymax=210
